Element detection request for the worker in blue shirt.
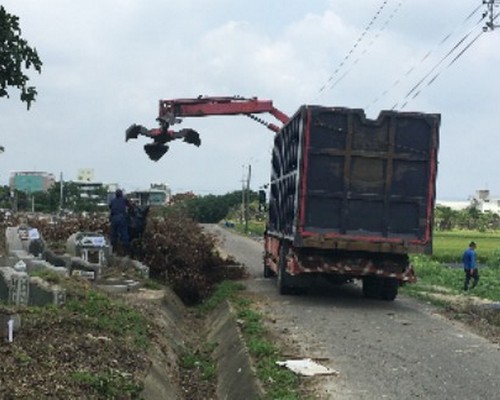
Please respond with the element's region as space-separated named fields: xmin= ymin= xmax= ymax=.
xmin=462 ymin=241 xmax=478 ymax=291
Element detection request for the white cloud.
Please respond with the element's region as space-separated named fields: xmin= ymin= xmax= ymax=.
xmin=1 ymin=0 xmax=499 ymax=199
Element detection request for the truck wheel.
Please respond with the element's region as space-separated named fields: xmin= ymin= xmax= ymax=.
xmin=362 ymin=276 xmax=383 ymax=299
xmin=263 ymin=260 xmax=275 ymax=278
xmin=277 ymin=244 xmax=293 ymax=295
xmin=381 ymin=278 xmax=399 ymax=301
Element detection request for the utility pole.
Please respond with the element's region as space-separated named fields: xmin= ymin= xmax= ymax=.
xmin=483 ymin=0 xmax=500 ymax=31
xmin=240 ymin=169 xmax=245 ymax=225
xmin=59 ymin=172 xmax=64 ymax=213
xmin=245 ymin=164 xmax=251 ymax=234
xmin=241 ymin=164 xmax=252 ymax=233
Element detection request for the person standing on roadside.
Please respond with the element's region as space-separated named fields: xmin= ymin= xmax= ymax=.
xmin=108 ymin=189 xmax=131 ymax=253
xmin=462 ymin=241 xmax=479 ymax=291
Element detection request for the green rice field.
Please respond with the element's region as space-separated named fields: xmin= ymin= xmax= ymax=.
xmin=433 ymin=230 xmax=500 ymax=265
xmin=406 ymin=230 xmax=500 ymax=302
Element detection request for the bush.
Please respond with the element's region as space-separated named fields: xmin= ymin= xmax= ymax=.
xmin=139 ymin=210 xmax=245 ymax=305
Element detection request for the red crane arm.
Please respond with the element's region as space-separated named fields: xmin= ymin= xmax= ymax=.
xmin=157 ymin=96 xmax=290 ymax=132
xmin=126 ymin=96 xmax=290 ymax=161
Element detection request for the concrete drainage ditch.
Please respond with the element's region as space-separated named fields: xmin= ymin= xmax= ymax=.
xmin=137 ymin=289 xmax=263 ymax=399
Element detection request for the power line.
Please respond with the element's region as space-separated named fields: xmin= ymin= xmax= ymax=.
xmin=392 ymin=8 xmax=489 ymax=110
xmin=366 ymin=3 xmax=483 ymax=110
xmin=325 ymin=0 xmax=406 ymax=95
xmin=410 ymin=10 xmax=500 ymax=105
xmin=399 ymin=30 xmax=484 ymax=109
xmin=316 ymin=0 xmax=391 ymax=96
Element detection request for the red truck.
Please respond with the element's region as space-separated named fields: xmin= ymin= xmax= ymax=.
xmin=127 ymin=96 xmax=440 ymax=300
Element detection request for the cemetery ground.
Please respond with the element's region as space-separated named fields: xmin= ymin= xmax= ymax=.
xmin=0 ymin=263 xmax=219 ymax=399
xmin=0 ymin=211 xmax=246 ymax=400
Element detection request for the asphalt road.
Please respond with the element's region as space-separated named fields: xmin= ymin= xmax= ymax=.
xmin=204 ymin=224 xmax=500 ymax=400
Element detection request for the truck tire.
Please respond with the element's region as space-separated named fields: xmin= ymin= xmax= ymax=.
xmin=277 ymin=244 xmax=293 ymax=295
xmin=263 ymin=258 xmax=275 ymax=278
xmin=362 ymin=276 xmax=383 ymax=299
xmin=381 ymin=278 xmax=399 ymax=301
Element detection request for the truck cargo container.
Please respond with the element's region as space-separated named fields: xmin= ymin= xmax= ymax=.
xmin=263 ymin=105 xmax=440 ymax=300
xmin=127 ymin=96 xmax=440 ymax=300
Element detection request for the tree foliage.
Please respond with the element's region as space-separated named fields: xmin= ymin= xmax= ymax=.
xmin=0 ymin=6 xmax=42 ymax=109
xmin=2 ymin=182 xmax=109 ymax=213
xmin=435 ymin=205 xmax=500 ymax=232
xmin=169 ymin=190 xmax=258 ymax=223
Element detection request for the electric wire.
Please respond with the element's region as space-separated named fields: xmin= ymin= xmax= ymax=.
xmin=393 ymin=8 xmax=490 ymax=110
xmin=325 ymin=0 xmax=406 ymax=94
xmin=399 ymin=32 xmax=481 ymax=109
xmin=316 ymin=0 xmax=390 ymax=96
xmin=366 ymin=3 xmax=483 ymax=110
xmin=400 ymin=10 xmax=500 ymax=109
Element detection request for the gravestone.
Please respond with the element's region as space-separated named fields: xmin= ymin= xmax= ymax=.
xmin=66 ymin=232 xmax=110 ymax=266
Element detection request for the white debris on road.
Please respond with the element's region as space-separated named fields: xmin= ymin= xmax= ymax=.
xmin=276 ymin=358 xmax=339 ymax=377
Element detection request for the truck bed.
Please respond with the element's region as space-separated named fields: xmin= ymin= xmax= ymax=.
xmin=267 ymin=106 xmax=440 ymax=255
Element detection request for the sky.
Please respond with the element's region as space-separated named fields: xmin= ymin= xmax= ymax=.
xmin=1 ymin=0 xmax=499 ymax=200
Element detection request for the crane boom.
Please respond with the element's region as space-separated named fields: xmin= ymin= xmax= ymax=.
xmin=125 ymin=96 xmax=290 ymax=161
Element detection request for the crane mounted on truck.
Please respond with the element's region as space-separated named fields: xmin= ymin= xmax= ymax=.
xmin=126 ymin=95 xmax=440 ymax=301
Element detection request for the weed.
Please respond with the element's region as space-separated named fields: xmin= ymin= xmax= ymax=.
xmin=233 ymin=220 xmax=266 ymax=237
xmin=71 ymin=369 xmax=143 ymax=398
xmin=231 ymin=294 xmax=301 ymax=400
xmin=180 ymin=351 xmax=198 ymax=369
xmin=406 ymin=255 xmax=500 ymax=302
xmin=194 ymin=281 xmax=302 ymax=398
xmin=237 ymin=309 xmax=265 ymax=335
xmin=198 ymin=280 xmax=245 ymax=312
xmin=14 ymin=349 xmax=32 ymax=366
xmin=180 ymin=342 xmax=217 ymax=381
xmin=29 ymin=269 xmax=63 ymax=284
xmin=65 ymin=290 xmax=150 ymax=348
xmin=247 ymin=338 xmax=276 ymax=358
xmin=142 ymin=279 xmax=163 ymax=290
xmin=488 ymin=250 xmax=500 ymax=269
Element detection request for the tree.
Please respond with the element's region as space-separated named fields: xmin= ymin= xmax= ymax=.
xmin=47 ymin=182 xmax=108 ymax=213
xmin=183 ymin=190 xmax=259 ymax=223
xmin=0 ymin=6 xmax=42 ymax=109
xmin=434 ymin=205 xmax=458 ymax=231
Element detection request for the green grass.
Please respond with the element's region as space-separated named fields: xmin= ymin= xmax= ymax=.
xmin=195 ymin=281 xmax=303 ymax=399
xmin=198 ymin=280 xmax=246 ymax=313
xmin=231 ymin=296 xmax=302 ymax=400
xmin=406 ymin=254 xmax=500 ymax=302
xmin=232 ymin=220 xmax=266 ymax=237
xmin=29 ymin=268 xmax=64 ymax=284
xmin=180 ymin=281 xmax=246 ymax=388
xmin=433 ymin=230 xmax=500 ymax=265
xmin=141 ymin=278 xmax=163 ymax=290
xmin=65 ymin=290 xmax=150 ymax=348
xmin=181 ymin=342 xmax=217 ymax=381
xmin=70 ymin=369 xmax=142 ymax=398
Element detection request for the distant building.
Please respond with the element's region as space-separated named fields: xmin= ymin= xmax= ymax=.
xmin=437 ymin=189 xmax=500 ymax=215
xmin=71 ymin=169 xmax=109 ymax=206
xmin=9 ymin=171 xmax=56 ymax=193
xmin=129 ymin=183 xmax=171 ymax=206
xmin=76 ymin=168 xmax=95 ymax=182
xmin=73 ymin=181 xmax=107 ymax=201
xmin=471 ymin=190 xmax=500 ymax=214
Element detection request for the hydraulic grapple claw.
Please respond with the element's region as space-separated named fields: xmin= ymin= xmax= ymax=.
xmin=180 ymin=128 xmax=201 ymax=147
xmin=125 ymin=124 xmax=149 ymax=142
xmin=144 ymin=143 xmax=169 ymax=161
